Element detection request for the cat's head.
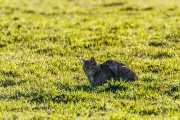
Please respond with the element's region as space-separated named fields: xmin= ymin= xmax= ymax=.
xmin=81 ymin=57 xmax=98 ymax=76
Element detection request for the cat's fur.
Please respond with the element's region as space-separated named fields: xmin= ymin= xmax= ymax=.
xmin=82 ymin=57 xmax=138 ymax=87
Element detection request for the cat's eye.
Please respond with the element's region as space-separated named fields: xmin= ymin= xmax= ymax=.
xmin=90 ymin=61 xmax=94 ymax=64
xmin=85 ymin=67 xmax=89 ymax=71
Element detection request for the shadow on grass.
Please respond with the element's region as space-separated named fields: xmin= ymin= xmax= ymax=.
xmin=97 ymin=80 xmax=130 ymax=93
xmin=2 ymin=80 xmax=133 ymax=104
xmin=0 ymin=80 xmax=27 ymax=88
xmin=74 ymin=84 xmax=94 ymax=91
xmin=0 ymin=43 xmax=6 ymax=48
xmin=100 ymin=2 xmax=125 ymax=7
xmin=164 ymin=83 xmax=180 ymax=99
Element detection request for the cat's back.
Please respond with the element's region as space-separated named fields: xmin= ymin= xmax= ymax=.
xmin=101 ymin=59 xmax=138 ymax=81
xmin=102 ymin=60 xmax=126 ymax=67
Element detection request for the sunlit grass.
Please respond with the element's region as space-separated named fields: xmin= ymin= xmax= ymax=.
xmin=0 ymin=0 xmax=180 ymax=119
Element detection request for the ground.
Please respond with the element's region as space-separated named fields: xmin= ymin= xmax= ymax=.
xmin=0 ymin=0 xmax=180 ymax=119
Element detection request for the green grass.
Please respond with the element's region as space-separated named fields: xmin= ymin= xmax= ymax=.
xmin=0 ymin=0 xmax=180 ymax=119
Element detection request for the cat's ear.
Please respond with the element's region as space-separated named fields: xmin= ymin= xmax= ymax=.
xmin=81 ymin=58 xmax=87 ymax=62
xmin=90 ymin=57 xmax=98 ymax=65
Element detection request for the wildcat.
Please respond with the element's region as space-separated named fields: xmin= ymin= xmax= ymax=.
xmin=82 ymin=57 xmax=138 ymax=87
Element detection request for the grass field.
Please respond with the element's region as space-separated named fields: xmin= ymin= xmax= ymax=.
xmin=0 ymin=0 xmax=180 ymax=119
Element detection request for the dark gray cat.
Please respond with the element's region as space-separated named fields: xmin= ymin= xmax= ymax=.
xmin=82 ymin=57 xmax=138 ymax=87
